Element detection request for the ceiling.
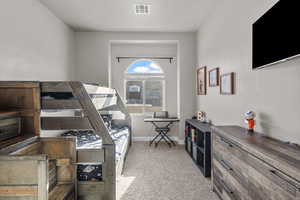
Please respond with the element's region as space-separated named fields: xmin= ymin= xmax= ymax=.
xmin=39 ymin=0 xmax=218 ymax=32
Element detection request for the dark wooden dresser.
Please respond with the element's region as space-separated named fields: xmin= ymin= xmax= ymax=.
xmin=212 ymin=126 xmax=300 ymax=200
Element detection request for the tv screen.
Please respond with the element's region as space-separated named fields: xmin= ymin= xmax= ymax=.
xmin=252 ymin=1 xmax=300 ymax=69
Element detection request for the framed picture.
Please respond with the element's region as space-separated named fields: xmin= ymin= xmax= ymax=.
xmin=208 ymin=68 xmax=219 ymax=87
xmin=197 ymin=66 xmax=207 ymax=95
xmin=220 ymin=72 xmax=234 ymax=95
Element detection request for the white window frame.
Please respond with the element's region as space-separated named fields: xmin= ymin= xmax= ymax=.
xmin=124 ymin=59 xmax=166 ymax=115
xmin=124 ymin=76 xmax=166 ymax=116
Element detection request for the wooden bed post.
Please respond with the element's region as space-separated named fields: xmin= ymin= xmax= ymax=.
xmin=38 ymin=159 xmax=48 ymax=200
xmin=69 ymin=82 xmax=116 ymax=200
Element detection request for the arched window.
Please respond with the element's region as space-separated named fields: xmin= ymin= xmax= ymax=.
xmin=126 ymin=60 xmax=163 ymax=74
xmin=125 ymin=60 xmax=165 ymax=114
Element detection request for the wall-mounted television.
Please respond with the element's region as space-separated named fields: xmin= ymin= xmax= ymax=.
xmin=252 ymin=1 xmax=300 ymax=69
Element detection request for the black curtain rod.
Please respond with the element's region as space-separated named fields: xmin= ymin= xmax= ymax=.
xmin=116 ymin=56 xmax=175 ymax=63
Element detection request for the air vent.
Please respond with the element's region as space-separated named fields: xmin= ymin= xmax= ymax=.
xmin=134 ymin=4 xmax=151 ymax=15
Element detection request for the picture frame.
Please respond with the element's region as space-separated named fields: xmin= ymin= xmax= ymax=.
xmin=208 ymin=68 xmax=219 ymax=87
xmin=220 ymin=72 xmax=234 ymax=95
xmin=197 ymin=66 xmax=207 ymax=95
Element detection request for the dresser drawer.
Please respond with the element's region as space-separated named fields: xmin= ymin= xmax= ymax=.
xmin=212 ymin=126 xmax=300 ymax=200
xmin=223 ymin=167 xmax=251 ymax=200
xmin=213 ymin=134 xmax=249 ymax=188
xmin=213 ymin=134 xmax=241 ymax=159
xmin=213 ymin=157 xmax=251 ymax=200
xmin=212 ymin=158 xmax=228 ymax=199
xmin=248 ymin=154 xmax=300 ymax=199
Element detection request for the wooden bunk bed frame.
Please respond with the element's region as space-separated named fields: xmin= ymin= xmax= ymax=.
xmin=0 ymin=81 xmax=131 ymax=200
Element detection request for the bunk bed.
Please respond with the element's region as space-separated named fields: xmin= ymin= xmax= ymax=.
xmin=0 ymin=81 xmax=131 ymax=200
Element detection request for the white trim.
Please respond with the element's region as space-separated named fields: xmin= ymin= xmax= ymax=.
xmin=133 ymin=136 xmax=184 ymax=145
xmin=125 ymin=75 xmax=165 ymax=79
xmin=177 ymin=139 xmax=184 ymax=145
xmin=110 ymin=40 xmax=179 ymax=45
xmin=108 ymin=39 xmax=181 ymax=138
xmin=177 ymin=42 xmax=181 ymax=118
xmin=142 ymin=80 xmax=145 ymax=105
xmin=162 ymin=80 xmax=166 ymax=111
xmin=108 ymin=42 xmax=112 ymax=87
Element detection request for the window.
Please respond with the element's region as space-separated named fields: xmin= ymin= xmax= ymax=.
xmin=126 ymin=60 xmax=163 ymax=74
xmin=125 ymin=60 xmax=164 ymax=114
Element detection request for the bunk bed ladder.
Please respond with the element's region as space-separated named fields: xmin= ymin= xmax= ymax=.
xmin=40 ymin=82 xmax=116 ymax=200
xmin=70 ymin=82 xmax=116 ymax=200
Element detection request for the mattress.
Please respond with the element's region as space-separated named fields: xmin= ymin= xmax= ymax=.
xmin=61 ymin=130 xmax=102 ymax=149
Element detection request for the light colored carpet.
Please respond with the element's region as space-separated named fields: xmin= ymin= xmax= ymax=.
xmin=117 ymin=142 xmax=218 ymax=200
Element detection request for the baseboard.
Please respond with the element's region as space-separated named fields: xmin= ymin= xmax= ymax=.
xmin=133 ymin=136 xmax=184 ymax=145
xmin=132 ymin=137 xmax=153 ymax=142
xmin=176 ymin=138 xmax=185 ymax=145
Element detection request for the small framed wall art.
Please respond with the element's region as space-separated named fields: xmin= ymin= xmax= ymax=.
xmin=220 ymin=72 xmax=234 ymax=95
xmin=197 ymin=66 xmax=207 ymax=95
xmin=208 ymin=68 xmax=220 ymax=87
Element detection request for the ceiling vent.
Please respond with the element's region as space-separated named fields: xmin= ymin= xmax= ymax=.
xmin=134 ymin=4 xmax=151 ymax=15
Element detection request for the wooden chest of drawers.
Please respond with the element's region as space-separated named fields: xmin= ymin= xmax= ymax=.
xmin=212 ymin=126 xmax=300 ymax=200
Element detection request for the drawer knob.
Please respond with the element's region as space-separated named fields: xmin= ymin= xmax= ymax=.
xmin=222 ymin=180 xmax=234 ymax=194
xmin=220 ymin=160 xmax=233 ymax=171
xmin=220 ymin=137 xmax=233 ymax=147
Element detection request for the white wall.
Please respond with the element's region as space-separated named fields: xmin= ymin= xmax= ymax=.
xmin=197 ymin=0 xmax=300 ymax=143
xmin=0 ymin=0 xmax=75 ymax=81
xmin=75 ymin=31 xmax=197 ymax=141
xmin=111 ymin=43 xmax=178 ymax=139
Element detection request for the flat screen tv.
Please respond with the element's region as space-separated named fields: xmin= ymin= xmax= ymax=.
xmin=252 ymin=1 xmax=300 ymax=69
